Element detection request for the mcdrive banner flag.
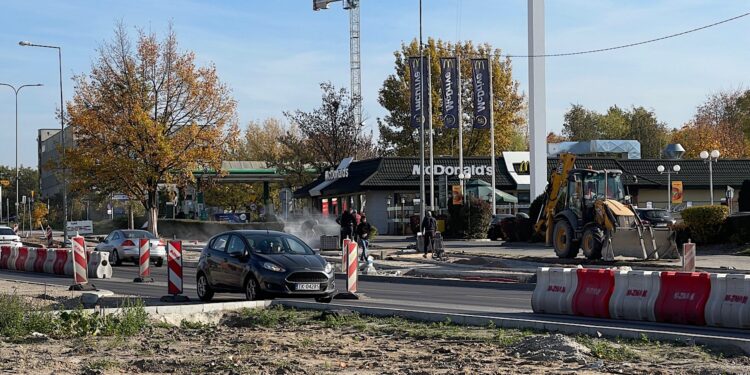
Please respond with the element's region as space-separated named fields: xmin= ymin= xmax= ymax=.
xmin=409 ymin=56 xmax=431 ymax=129
xmin=440 ymin=57 xmax=460 ymax=129
xmin=471 ymin=58 xmax=492 ymax=129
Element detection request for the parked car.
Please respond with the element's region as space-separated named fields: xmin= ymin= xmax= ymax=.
xmin=0 ymin=226 xmax=22 ymax=247
xmin=94 ymin=229 xmax=167 ymax=267
xmin=196 ymin=230 xmax=336 ymax=303
xmin=487 ymin=214 xmax=514 ymax=240
xmin=635 ymin=208 xmax=676 ymax=227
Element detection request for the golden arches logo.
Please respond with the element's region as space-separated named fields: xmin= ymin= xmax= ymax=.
xmin=515 ymin=161 xmax=530 ymax=174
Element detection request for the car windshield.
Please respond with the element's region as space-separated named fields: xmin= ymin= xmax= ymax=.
xmin=122 ymin=230 xmax=157 ymax=239
xmin=242 ymin=233 xmax=314 ymax=255
xmin=0 ymin=228 xmax=15 ymax=236
xmin=644 ymin=210 xmax=671 ymax=219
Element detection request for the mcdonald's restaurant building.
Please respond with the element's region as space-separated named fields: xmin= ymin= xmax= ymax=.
xmin=294 ymin=153 xmax=750 ymax=235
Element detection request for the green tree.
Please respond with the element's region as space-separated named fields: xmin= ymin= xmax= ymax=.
xmin=0 ymin=166 xmax=39 ymax=222
xmin=561 ymin=104 xmax=669 ymax=158
xmin=562 ymin=104 xmax=600 ymax=141
xmin=65 ymin=24 xmax=239 ymax=236
xmin=377 ymin=38 xmax=526 ymax=156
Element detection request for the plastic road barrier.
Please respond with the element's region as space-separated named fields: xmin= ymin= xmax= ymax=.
xmin=346 ymin=240 xmax=358 ymax=294
xmin=134 ymin=238 xmax=153 ymax=282
xmin=167 ymin=241 xmax=183 ymax=295
xmin=43 ymin=250 xmax=55 ymax=274
xmin=532 ymin=267 xmax=578 ymax=315
xmin=24 ymin=247 xmax=38 ymax=272
xmin=34 ymin=248 xmax=47 ymax=273
xmin=87 ymin=251 xmax=112 ymax=279
xmin=63 ymin=250 xmax=74 ymax=276
xmin=160 ymin=241 xmax=189 ymax=302
xmin=53 ymin=249 xmax=68 ymax=275
xmin=683 ymin=241 xmax=696 ymax=272
xmin=0 ymin=246 xmax=10 ymax=269
xmin=655 ymin=271 xmax=711 ymax=325
xmin=705 ymin=273 xmax=750 ymax=328
xmin=572 ymin=268 xmax=615 ymax=318
xmin=71 ymin=236 xmax=88 ymax=287
xmin=609 ymin=270 xmax=661 ymax=321
xmin=7 ymin=247 xmax=19 ymax=271
xmin=341 ymin=238 xmax=351 ymax=272
xmin=14 ymin=247 xmax=29 ymax=272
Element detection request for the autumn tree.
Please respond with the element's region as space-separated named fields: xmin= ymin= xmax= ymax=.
xmin=546 ymin=132 xmax=567 ymax=143
xmin=670 ymin=89 xmax=749 ymax=158
xmin=377 ymin=39 xmax=526 ymax=157
xmin=66 ymin=24 xmax=238 ymax=236
xmin=284 ymin=82 xmax=377 ymax=171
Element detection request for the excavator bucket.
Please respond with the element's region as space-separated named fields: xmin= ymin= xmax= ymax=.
xmin=603 ymin=201 xmax=678 ymax=260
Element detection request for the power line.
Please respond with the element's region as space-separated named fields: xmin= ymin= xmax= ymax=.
xmin=500 ymin=11 xmax=750 ymax=58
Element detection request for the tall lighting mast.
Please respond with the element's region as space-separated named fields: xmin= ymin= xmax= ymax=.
xmin=313 ymin=0 xmax=362 ymax=127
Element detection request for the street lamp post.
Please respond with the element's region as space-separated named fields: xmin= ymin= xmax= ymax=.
xmin=19 ymin=40 xmax=68 ymax=244
xmin=657 ymin=164 xmax=681 ymax=211
xmin=0 ymin=83 xmax=43 ymax=225
xmin=700 ymin=150 xmax=720 ymax=205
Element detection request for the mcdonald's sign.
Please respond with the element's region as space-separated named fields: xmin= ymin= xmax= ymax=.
xmin=513 ymin=161 xmax=530 ymax=175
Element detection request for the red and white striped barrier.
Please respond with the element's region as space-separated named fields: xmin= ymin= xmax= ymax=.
xmin=346 ymin=240 xmax=358 ymax=294
xmin=70 ymin=236 xmax=90 ymax=290
xmin=533 ymin=267 xmax=750 ymax=330
xmin=0 ymin=245 xmax=111 ymax=279
xmin=134 ymin=238 xmax=153 ymax=282
xmin=341 ymin=238 xmax=350 ymax=272
xmin=161 ymin=241 xmax=190 ymax=302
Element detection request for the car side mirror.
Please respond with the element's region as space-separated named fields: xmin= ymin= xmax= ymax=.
xmin=313 ymin=249 xmax=321 ymax=255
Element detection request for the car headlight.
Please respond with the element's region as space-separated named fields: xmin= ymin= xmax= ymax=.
xmin=324 ymin=262 xmax=333 ymax=274
xmin=262 ymin=262 xmax=285 ymax=272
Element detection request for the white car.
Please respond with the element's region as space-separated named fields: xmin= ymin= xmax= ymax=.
xmin=0 ymin=226 xmax=22 ymax=247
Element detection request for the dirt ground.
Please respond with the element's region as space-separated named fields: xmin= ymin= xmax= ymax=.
xmin=1 ymin=303 xmax=748 ymax=375
xmin=0 ymin=278 xmax=136 ymax=310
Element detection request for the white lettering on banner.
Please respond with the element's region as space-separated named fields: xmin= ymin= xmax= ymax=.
xmin=325 ymin=168 xmax=349 ymax=181
xmin=474 ymin=60 xmax=487 ymax=113
xmin=413 ymin=62 xmax=422 ymax=114
xmin=412 ymin=164 xmax=493 ymax=176
xmin=443 ymin=70 xmax=454 ymax=112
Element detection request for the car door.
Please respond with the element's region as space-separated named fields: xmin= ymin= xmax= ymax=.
xmin=96 ymin=232 xmax=114 ymax=252
xmin=207 ymin=234 xmax=230 ymax=288
xmin=224 ymin=235 xmax=249 ymax=290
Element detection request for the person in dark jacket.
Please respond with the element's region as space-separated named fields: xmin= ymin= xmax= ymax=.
xmin=356 ymin=215 xmax=372 ymax=261
xmin=337 ymin=208 xmax=355 ymax=246
xmin=420 ymin=211 xmax=437 ymax=258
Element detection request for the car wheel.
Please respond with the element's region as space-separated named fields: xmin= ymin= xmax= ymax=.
xmin=111 ymin=250 xmax=122 ymax=266
xmin=315 ymin=295 xmax=333 ymax=303
xmin=553 ymin=220 xmax=579 ymax=259
xmin=154 ymin=258 xmax=164 ymax=267
xmin=196 ymin=273 xmax=214 ymax=302
xmin=581 ymin=227 xmax=604 ymax=260
xmin=244 ymin=277 xmax=259 ymax=301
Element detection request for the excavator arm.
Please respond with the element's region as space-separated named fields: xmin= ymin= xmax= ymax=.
xmin=534 ymin=153 xmax=577 ymax=245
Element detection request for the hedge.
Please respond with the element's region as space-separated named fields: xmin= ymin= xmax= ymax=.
xmin=680 ymin=205 xmax=729 ymax=244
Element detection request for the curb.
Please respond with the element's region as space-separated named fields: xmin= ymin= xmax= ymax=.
xmin=274 ymin=300 xmax=750 ymax=355
xmin=333 ymin=272 xmax=535 ymax=291
xmin=64 ymin=300 xmax=273 ymax=317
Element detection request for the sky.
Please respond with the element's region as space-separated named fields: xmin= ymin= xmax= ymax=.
xmin=0 ymin=0 xmax=748 ymax=168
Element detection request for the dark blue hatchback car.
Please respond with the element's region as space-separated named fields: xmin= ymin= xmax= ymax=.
xmin=196 ymin=230 xmax=336 ymax=303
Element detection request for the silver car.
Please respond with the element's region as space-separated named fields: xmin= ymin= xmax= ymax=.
xmin=0 ymin=226 xmax=21 ymax=247
xmin=94 ymin=229 xmax=166 ymax=266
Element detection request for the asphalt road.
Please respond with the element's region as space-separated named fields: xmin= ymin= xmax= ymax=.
xmin=2 ymin=266 xmax=750 ymax=343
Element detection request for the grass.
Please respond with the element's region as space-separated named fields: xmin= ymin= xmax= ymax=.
xmin=576 ymin=336 xmax=639 ymax=362
xmin=83 ymin=358 xmax=120 ymax=372
xmin=0 ymin=294 xmax=149 ymax=340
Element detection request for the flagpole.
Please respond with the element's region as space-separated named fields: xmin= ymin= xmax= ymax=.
xmin=418 ymin=0 xmax=426 ymax=223
xmin=488 ymin=58 xmax=496 ymax=215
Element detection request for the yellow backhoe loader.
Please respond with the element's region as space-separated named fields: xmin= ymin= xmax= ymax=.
xmin=534 ymin=154 xmax=677 ymax=260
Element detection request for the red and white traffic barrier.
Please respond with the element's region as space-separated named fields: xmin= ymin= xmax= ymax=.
xmin=341 ymin=238 xmax=350 ymax=272
xmin=134 ymin=238 xmax=153 ymax=282
xmin=346 ymin=240 xmax=358 ymax=294
xmin=531 ymin=267 xmax=578 ymax=315
xmin=70 ymin=236 xmax=94 ymax=290
xmin=7 ymin=247 xmax=19 ymax=271
xmin=0 ymin=246 xmax=11 ymax=269
xmin=0 ymin=244 xmax=110 ymax=279
xmin=160 ymin=241 xmax=189 ymax=302
xmin=705 ymin=273 xmax=750 ymax=328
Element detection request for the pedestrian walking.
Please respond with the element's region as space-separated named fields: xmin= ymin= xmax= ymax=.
xmin=356 ymin=215 xmax=371 ymax=262
xmin=421 ymin=211 xmax=437 ymax=258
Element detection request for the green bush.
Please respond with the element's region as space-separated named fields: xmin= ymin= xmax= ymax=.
xmin=726 ymin=214 xmax=750 ymax=244
xmin=739 ymin=180 xmax=750 ymax=212
xmin=680 ymin=205 xmax=729 ymax=244
xmin=446 ymin=198 xmax=492 ymax=239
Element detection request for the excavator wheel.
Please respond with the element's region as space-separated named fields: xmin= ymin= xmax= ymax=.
xmin=553 ymin=220 xmax=579 ymax=259
xmin=581 ymin=227 xmax=604 ymax=260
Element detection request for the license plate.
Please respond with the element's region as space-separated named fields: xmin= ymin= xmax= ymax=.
xmin=295 ymin=283 xmax=320 ymax=291
xmin=656 ymin=223 xmax=667 ymax=227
